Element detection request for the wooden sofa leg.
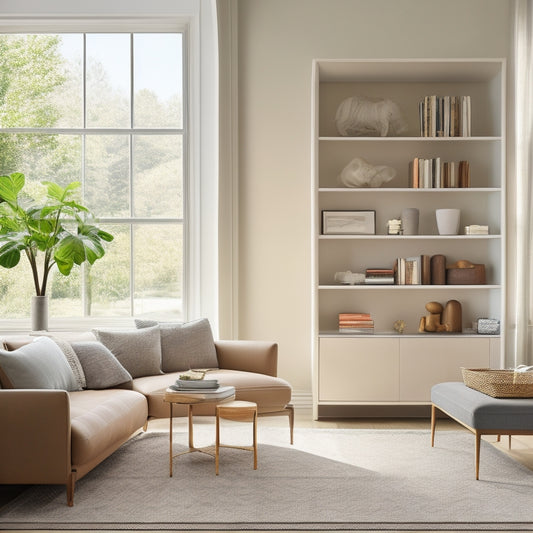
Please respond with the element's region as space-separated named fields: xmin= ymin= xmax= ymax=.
xmin=67 ymin=470 xmax=77 ymax=507
xmin=287 ymin=404 xmax=294 ymax=445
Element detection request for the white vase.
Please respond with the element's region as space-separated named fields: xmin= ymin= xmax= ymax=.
xmin=31 ymin=295 xmax=49 ymax=331
xmin=436 ymin=208 xmax=461 ymax=235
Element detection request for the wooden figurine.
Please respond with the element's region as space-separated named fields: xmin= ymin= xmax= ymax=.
xmin=418 ymin=299 xmax=462 ymax=333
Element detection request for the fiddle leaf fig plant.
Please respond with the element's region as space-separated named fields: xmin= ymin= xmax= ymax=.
xmin=0 ymin=172 xmax=113 ymax=296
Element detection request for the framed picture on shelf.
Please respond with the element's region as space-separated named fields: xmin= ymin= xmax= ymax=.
xmin=322 ymin=210 xmax=376 ymax=235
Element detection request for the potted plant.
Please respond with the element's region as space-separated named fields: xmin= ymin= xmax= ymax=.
xmin=0 ymin=172 xmax=113 ymax=330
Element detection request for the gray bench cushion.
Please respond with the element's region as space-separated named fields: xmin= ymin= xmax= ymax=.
xmin=431 ymin=381 xmax=533 ymax=431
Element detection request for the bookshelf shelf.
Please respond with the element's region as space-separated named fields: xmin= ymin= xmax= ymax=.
xmin=318 ymin=284 xmax=501 ymax=290
xmin=318 ymin=235 xmax=500 ymax=240
xmin=311 ymin=58 xmax=506 ymax=418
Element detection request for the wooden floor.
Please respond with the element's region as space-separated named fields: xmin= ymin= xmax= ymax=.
xmin=2 ymin=409 xmax=533 ymax=533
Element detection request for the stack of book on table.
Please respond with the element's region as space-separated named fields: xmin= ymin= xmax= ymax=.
xmin=365 ymin=267 xmax=395 ymax=285
xmin=338 ymin=312 xmax=374 ymax=334
xmin=168 ymin=369 xmax=220 ymax=392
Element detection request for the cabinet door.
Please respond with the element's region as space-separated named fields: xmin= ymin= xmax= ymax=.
xmin=319 ymin=337 xmax=400 ymax=402
xmin=399 ymin=337 xmax=491 ymax=401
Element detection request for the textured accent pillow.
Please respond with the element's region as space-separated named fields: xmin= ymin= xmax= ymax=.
xmin=29 ymin=333 xmax=87 ymax=390
xmin=71 ymin=341 xmax=133 ymax=390
xmin=0 ymin=336 xmax=79 ymax=390
xmin=92 ymin=326 xmax=163 ymax=378
xmin=135 ymin=318 xmax=218 ymax=372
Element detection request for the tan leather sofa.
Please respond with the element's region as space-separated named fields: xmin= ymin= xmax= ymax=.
xmin=0 ymin=334 xmax=292 ymax=506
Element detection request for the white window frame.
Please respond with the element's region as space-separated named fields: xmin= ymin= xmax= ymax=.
xmin=0 ymin=0 xmax=219 ymax=334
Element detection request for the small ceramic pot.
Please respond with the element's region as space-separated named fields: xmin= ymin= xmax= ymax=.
xmin=401 ymin=208 xmax=419 ymax=235
xmin=436 ymin=208 xmax=460 ymax=235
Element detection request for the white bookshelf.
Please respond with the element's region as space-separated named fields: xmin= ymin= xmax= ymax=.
xmin=311 ymin=59 xmax=506 ymax=419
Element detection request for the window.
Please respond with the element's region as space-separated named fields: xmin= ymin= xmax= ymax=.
xmin=0 ymin=32 xmax=186 ymax=322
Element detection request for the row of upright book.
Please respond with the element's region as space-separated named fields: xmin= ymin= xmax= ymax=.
xmin=338 ymin=312 xmax=374 ymax=334
xmin=409 ymin=158 xmax=470 ymax=188
xmin=419 ymin=95 xmax=471 ymax=137
xmin=366 ymin=255 xmax=445 ymax=286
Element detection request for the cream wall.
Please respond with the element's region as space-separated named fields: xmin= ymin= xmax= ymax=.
xmin=236 ymin=0 xmax=512 ymax=398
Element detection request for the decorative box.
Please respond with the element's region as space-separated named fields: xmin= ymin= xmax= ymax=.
xmin=446 ymin=263 xmax=486 ymax=285
xmin=475 ymin=318 xmax=500 ymax=335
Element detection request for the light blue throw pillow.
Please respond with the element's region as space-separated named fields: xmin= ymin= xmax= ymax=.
xmin=0 ymin=336 xmax=79 ymax=391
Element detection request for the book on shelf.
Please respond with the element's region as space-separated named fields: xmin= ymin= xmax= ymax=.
xmin=465 ymin=224 xmax=489 ymax=235
xmin=338 ymin=312 xmax=374 ymax=334
xmin=419 ymin=95 xmax=471 ymax=137
xmin=409 ymin=158 xmax=470 ymax=188
xmin=365 ymin=267 xmax=395 ymax=285
xmin=394 ymin=255 xmax=431 ymax=285
xmin=338 ymin=327 xmax=374 ymax=334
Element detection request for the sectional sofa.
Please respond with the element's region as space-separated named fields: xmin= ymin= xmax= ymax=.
xmin=0 ymin=319 xmax=292 ymax=506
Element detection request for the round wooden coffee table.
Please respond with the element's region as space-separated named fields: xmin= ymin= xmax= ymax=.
xmin=163 ymin=385 xmax=235 ymax=476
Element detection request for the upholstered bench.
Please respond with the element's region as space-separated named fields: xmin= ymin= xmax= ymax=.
xmin=431 ymin=381 xmax=533 ymax=479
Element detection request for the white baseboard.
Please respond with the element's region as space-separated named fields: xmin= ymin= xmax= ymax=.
xmin=291 ymin=390 xmax=313 ymax=409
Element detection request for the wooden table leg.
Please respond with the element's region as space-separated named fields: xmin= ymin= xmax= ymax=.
xmin=188 ymin=404 xmax=194 ymax=449
xmin=169 ymin=402 xmax=173 ymax=477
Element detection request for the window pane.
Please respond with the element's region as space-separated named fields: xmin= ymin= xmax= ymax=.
xmin=0 ymin=133 xmax=81 ymax=182
xmin=0 ymin=268 xmax=35 ymax=318
xmin=55 ymin=34 xmax=83 ymax=128
xmin=86 ymin=224 xmax=131 ymax=317
xmin=85 ymin=135 xmax=130 ymax=217
xmin=0 ymin=35 xmax=74 ymax=129
xmin=133 ymin=135 xmax=182 ymax=218
xmin=133 ymin=34 xmax=182 ymax=129
xmin=86 ymin=34 xmax=130 ymax=128
xmin=133 ymin=224 xmax=182 ymax=319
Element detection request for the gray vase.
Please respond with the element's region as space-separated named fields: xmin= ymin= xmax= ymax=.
xmin=401 ymin=208 xmax=419 ymax=235
xmin=31 ymin=295 xmax=49 ymax=331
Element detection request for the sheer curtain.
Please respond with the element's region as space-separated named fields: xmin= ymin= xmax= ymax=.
xmin=509 ymin=0 xmax=533 ymax=366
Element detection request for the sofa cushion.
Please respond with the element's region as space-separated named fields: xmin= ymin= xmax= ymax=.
xmin=93 ymin=327 xmax=163 ymax=378
xmin=0 ymin=336 xmax=79 ymax=391
xmin=69 ymin=389 xmax=148 ymax=469
xmin=133 ymin=368 xmax=292 ymax=418
xmin=71 ymin=342 xmax=133 ymax=390
xmin=135 ymin=318 xmax=219 ymax=372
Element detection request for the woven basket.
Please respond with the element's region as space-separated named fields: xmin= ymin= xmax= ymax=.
xmin=461 ymin=368 xmax=533 ymax=398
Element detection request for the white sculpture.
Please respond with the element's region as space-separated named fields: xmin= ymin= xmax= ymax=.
xmin=338 ymin=157 xmax=396 ymax=188
xmin=334 ymin=271 xmax=365 ymax=285
xmin=335 ymin=95 xmax=407 ymax=137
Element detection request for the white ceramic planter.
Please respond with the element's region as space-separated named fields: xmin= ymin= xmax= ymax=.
xmin=31 ymin=295 xmax=49 ymax=331
xmin=435 ymin=208 xmax=461 ymax=235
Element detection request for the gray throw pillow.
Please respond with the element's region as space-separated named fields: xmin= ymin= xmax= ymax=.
xmin=135 ymin=318 xmax=218 ymax=372
xmin=71 ymin=341 xmax=133 ymax=390
xmin=0 ymin=336 xmax=79 ymax=391
xmin=92 ymin=326 xmax=163 ymax=378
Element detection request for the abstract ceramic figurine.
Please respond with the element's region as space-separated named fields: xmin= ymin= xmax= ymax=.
xmin=338 ymin=157 xmax=396 ymax=188
xmin=335 ymin=95 xmax=407 ymax=137
xmin=418 ymin=300 xmax=462 ymax=333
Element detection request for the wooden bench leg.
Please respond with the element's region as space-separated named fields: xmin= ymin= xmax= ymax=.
xmin=475 ymin=431 xmax=481 ymax=480
xmin=430 ymin=404 xmax=436 ymax=447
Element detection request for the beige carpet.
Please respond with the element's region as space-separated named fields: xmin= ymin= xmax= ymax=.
xmin=1 ymin=427 xmax=533 ymax=530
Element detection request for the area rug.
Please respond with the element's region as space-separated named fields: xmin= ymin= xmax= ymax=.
xmin=1 ymin=426 xmax=533 ymax=530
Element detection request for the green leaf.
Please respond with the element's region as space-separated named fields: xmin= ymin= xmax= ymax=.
xmin=0 ymin=173 xmax=25 ymax=205
xmin=43 ymin=180 xmax=80 ymax=202
xmin=53 ymin=234 xmax=86 ymax=275
xmin=0 ymin=240 xmax=22 ymax=268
